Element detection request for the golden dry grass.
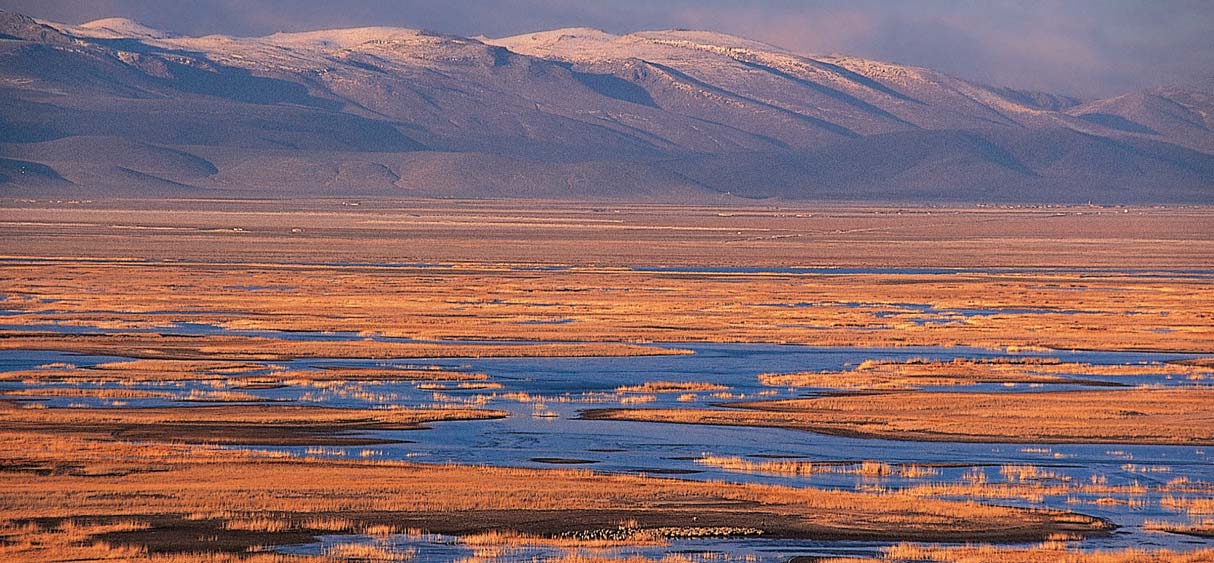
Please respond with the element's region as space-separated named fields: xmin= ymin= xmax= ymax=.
xmin=0 ymin=400 xmax=507 ymax=445
xmin=1162 ymin=496 xmax=1214 ymax=516
xmin=2 ymin=202 xmax=1212 ymax=563
xmin=0 ymin=519 xmax=332 ymax=563
xmin=758 ymin=358 xmax=1212 ymax=390
xmin=2 ymin=205 xmax=1213 ymax=355
xmin=0 ymin=361 xmax=493 ymax=385
xmin=323 ymin=542 xmax=415 ymax=561
xmin=2 ymin=266 xmax=1212 ymax=354
xmin=585 ymin=389 xmax=1214 ymax=445
xmin=1144 ymin=518 xmax=1214 ymax=537
xmin=0 ymin=333 xmax=688 ymax=360
xmin=615 ymin=381 xmax=729 ymax=393
xmin=695 ymin=456 xmax=938 ymax=479
xmin=0 ymin=425 xmax=1110 ymax=549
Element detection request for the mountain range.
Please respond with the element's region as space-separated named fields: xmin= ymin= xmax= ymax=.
xmin=2 ymin=10 xmax=1212 ymax=202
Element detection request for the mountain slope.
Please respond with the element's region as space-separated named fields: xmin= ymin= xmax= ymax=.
xmin=0 ymin=11 xmax=1211 ymax=202
xmin=1067 ymin=82 xmax=1214 ymax=153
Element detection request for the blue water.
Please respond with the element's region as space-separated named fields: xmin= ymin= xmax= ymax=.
xmin=2 ymin=338 xmax=1211 ymax=561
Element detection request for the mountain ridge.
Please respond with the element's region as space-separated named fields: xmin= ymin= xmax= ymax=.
xmin=1 ymin=10 xmax=1211 ymax=202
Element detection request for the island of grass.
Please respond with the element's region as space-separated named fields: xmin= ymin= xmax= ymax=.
xmin=582 ymin=388 xmax=1214 ymax=445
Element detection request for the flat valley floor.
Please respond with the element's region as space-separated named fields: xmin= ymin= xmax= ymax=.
xmin=1 ymin=199 xmax=1213 ymax=563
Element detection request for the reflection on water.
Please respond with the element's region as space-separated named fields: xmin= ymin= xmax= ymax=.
xmin=2 ymin=341 xmax=1212 ymax=561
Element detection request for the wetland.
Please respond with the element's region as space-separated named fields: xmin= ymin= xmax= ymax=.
xmin=1 ymin=200 xmax=1212 ymax=563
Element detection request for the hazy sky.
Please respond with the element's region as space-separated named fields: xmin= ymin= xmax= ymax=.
xmin=4 ymin=0 xmax=1212 ymax=98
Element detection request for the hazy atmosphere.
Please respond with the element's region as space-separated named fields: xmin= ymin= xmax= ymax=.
xmin=2 ymin=2 xmax=1214 ymax=563
xmin=6 ymin=0 xmax=1213 ymax=97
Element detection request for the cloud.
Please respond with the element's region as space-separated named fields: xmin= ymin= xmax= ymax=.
xmin=3 ymin=0 xmax=1211 ymax=97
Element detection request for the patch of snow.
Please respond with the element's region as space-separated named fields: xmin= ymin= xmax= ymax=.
xmin=75 ymin=17 xmax=173 ymax=39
